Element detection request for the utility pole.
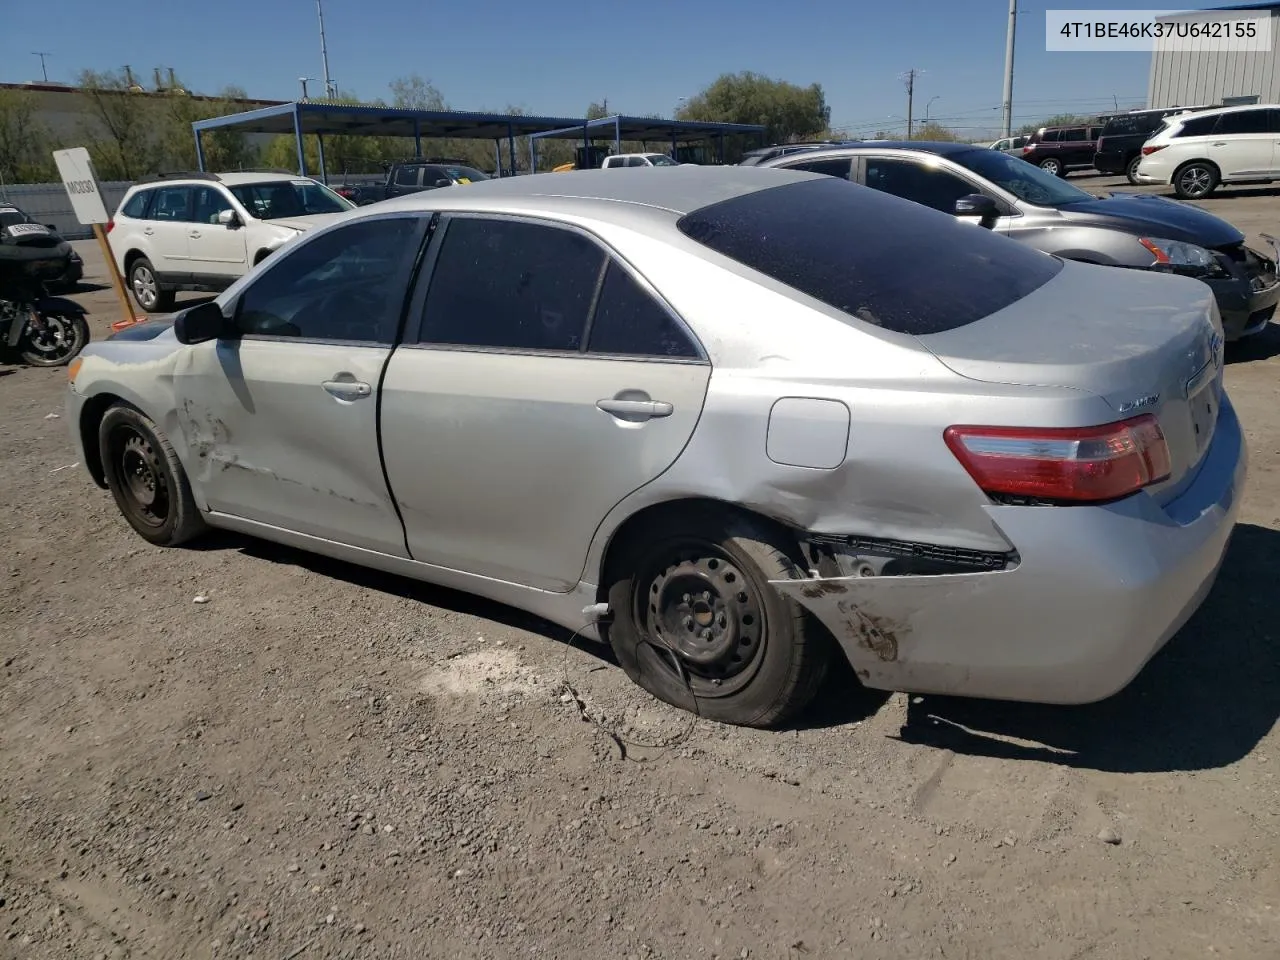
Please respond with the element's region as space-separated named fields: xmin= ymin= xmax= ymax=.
xmin=299 ymin=77 xmax=316 ymax=100
xmin=904 ymin=69 xmax=917 ymax=139
xmin=1001 ymin=0 xmax=1017 ymax=138
xmin=31 ymin=52 xmax=51 ymax=83
xmin=316 ymin=0 xmax=336 ymax=99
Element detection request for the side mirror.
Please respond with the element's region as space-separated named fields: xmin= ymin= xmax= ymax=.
xmin=434 ymin=178 xmax=452 ymax=188
xmin=217 ymin=209 xmax=241 ymax=227
xmin=954 ymin=193 xmax=1000 ymax=229
xmin=174 ymin=300 xmax=236 ymax=344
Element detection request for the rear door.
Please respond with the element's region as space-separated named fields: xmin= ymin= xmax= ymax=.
xmin=146 ymin=185 xmax=197 ymax=278
xmin=379 ymin=214 xmax=711 ymax=592
xmin=173 ymin=213 xmax=428 ymax=555
xmin=1207 ymin=108 xmax=1276 ymax=177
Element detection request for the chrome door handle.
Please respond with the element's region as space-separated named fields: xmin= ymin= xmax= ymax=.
xmin=1212 ymin=141 xmax=1227 ymax=146
xmin=596 ymin=398 xmax=673 ymax=420
xmin=322 ymin=379 xmax=372 ymax=400
xmin=143 ymin=227 xmax=154 ymax=235
xmin=189 ymin=229 xmax=202 ymax=238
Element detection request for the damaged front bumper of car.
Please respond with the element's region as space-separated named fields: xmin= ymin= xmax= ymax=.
xmin=771 ymin=396 xmax=1246 ymax=705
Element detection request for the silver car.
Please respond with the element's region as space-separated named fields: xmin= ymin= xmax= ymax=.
xmin=66 ymin=166 xmax=1244 ymax=728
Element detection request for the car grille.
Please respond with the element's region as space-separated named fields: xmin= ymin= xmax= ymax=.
xmin=1212 ymin=242 xmax=1278 ymax=290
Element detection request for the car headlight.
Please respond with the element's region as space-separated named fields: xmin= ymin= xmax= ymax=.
xmin=1138 ymin=236 xmax=1223 ymax=277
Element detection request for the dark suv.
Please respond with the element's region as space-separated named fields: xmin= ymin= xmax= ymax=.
xmin=1019 ymin=124 xmax=1102 ymax=177
xmin=1093 ymin=107 xmax=1210 ymax=184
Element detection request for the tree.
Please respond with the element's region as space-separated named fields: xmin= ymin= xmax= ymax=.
xmin=0 ymin=88 xmax=55 ymax=184
xmin=1016 ymin=113 xmax=1093 ymax=135
xmin=677 ymin=72 xmax=830 ymax=144
xmin=160 ymin=83 xmax=260 ymax=172
xmin=76 ymin=69 xmax=166 ymax=180
xmin=390 ymin=75 xmax=447 ymax=111
xmin=909 ymin=121 xmax=959 ymax=142
xmin=586 ymin=101 xmax=610 ymax=120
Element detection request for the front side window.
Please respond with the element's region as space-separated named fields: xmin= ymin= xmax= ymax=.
xmin=192 ymin=187 xmax=234 ymax=225
xmin=151 ymin=186 xmax=193 ymax=222
xmin=863 ymin=158 xmax=977 ymax=214
xmin=1060 ymin=128 xmax=1087 ymax=142
xmin=394 ymin=166 xmax=420 ymax=187
xmin=950 ymin=147 xmax=1095 ymax=206
xmin=229 ymin=179 xmax=353 ymax=220
xmin=420 ymin=218 xmax=605 ymax=351
xmin=646 ymin=155 xmax=678 ymax=166
xmin=235 ymin=216 xmax=422 ymax=342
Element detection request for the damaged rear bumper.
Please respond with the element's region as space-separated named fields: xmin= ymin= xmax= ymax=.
xmin=771 ymin=395 xmax=1246 ymax=704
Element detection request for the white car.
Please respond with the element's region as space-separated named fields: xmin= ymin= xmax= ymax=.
xmin=109 ymin=171 xmax=355 ymax=312
xmin=1133 ymin=103 xmax=1280 ymax=199
xmin=601 ymin=153 xmax=680 ymax=168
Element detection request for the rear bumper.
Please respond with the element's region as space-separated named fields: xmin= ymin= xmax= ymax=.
xmin=772 ymin=394 xmax=1246 ymax=704
xmin=1131 ymin=169 xmax=1164 ymax=185
xmin=1093 ymin=151 xmax=1129 ymax=175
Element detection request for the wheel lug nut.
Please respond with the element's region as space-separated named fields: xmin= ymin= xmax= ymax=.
xmin=683 ymin=617 xmax=694 ymax=630
xmin=682 ymin=594 xmax=691 ymax=603
xmin=701 ymin=628 xmax=712 ymax=640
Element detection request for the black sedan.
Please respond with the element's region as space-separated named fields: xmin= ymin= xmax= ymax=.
xmin=0 ymin=204 xmax=83 ymax=290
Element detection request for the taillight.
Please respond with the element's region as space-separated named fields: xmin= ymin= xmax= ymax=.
xmin=1022 ymin=144 xmax=1034 ymax=154
xmin=1141 ymin=144 xmax=1165 ymax=156
xmin=105 ymin=219 xmax=114 ymax=233
xmin=943 ymin=415 xmax=1172 ymax=504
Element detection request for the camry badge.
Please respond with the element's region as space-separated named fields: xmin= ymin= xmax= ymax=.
xmin=1117 ymin=394 xmax=1160 ymax=413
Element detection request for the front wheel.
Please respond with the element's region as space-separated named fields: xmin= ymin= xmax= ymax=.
xmin=603 ymin=511 xmax=832 ymax=728
xmin=99 ymin=405 xmax=206 ymax=547
xmin=18 ymin=311 xmax=88 ymax=366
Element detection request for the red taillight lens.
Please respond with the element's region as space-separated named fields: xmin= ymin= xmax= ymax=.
xmin=943 ymin=415 xmax=1172 ymax=504
xmin=1022 ymin=144 xmax=1034 ymax=154
xmin=1141 ymin=144 xmax=1165 ymax=156
xmin=105 ymin=219 xmax=114 ymax=233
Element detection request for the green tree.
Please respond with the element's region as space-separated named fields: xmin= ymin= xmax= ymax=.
xmin=586 ymin=101 xmax=610 ymax=120
xmin=677 ymin=72 xmax=830 ymax=144
xmin=76 ymin=68 xmax=165 ymax=180
xmin=160 ymin=83 xmax=260 ymax=172
xmin=1016 ymin=113 xmax=1093 ymax=135
xmin=909 ymin=121 xmax=959 ymax=142
xmin=389 ymin=75 xmax=447 ymax=111
xmin=0 ymin=88 xmax=55 ymax=184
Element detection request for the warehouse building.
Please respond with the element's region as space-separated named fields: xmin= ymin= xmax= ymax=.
xmin=1148 ymin=2 xmax=1280 ymax=108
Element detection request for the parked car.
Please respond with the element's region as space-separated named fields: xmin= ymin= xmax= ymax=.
xmin=109 ymin=171 xmax=354 ymax=313
xmin=738 ymin=142 xmax=850 ymax=166
xmin=755 ymin=141 xmax=1280 ymax=340
xmin=1020 ymin=123 xmax=1103 ymax=176
xmin=601 ymin=153 xmax=680 ymax=168
xmin=1133 ymin=103 xmax=1280 ymax=199
xmin=1094 ymin=106 xmax=1211 ymax=184
xmin=0 ymin=203 xmax=83 ymax=290
xmin=67 ymin=166 xmax=1242 ymax=728
xmin=341 ymin=158 xmax=490 ymax=205
xmin=988 ymin=135 xmax=1029 ymax=155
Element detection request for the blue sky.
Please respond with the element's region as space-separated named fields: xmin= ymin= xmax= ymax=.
xmin=0 ymin=1 xmax=1248 ymax=137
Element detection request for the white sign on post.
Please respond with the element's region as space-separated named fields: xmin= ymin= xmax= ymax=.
xmin=52 ymin=147 xmax=110 ymax=224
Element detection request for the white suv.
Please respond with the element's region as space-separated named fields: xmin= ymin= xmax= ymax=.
xmin=1134 ymin=103 xmax=1280 ymax=199
xmin=601 ymin=153 xmax=680 ymax=168
xmin=109 ymin=171 xmax=354 ymax=312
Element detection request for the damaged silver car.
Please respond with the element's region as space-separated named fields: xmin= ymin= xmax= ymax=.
xmin=65 ymin=166 xmax=1245 ymax=728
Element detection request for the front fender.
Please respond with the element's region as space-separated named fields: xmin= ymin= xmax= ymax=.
xmin=36 ymin=295 xmax=88 ymax=316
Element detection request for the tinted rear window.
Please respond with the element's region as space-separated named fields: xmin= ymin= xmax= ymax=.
xmin=676 ymin=178 xmax=1063 ymax=336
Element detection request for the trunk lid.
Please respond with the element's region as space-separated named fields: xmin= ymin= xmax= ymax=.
xmin=917 ymin=260 xmax=1224 ymax=503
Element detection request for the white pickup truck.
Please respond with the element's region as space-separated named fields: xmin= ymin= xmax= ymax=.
xmin=601 ymin=153 xmax=680 ymax=168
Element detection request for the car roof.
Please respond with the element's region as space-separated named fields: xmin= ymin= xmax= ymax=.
xmin=371 ymin=165 xmax=825 ymax=220
xmin=755 ymin=140 xmax=983 ymax=161
xmin=1169 ymin=102 xmax=1280 ymax=119
xmin=128 ymin=171 xmax=308 ymax=190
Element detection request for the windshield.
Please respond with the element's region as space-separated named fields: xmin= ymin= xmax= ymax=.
xmin=949 ymin=148 xmax=1095 ymax=207
xmin=0 ymin=208 xmax=29 ymax=229
xmin=229 ymin=180 xmax=354 ymax=220
xmin=647 ymin=155 xmax=679 ymax=166
xmin=434 ymin=165 xmax=489 ymax=182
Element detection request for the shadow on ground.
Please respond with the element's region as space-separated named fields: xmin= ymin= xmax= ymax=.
xmin=896 ymin=522 xmax=1280 ymax=773
xmin=1227 ymin=321 xmax=1280 ymax=364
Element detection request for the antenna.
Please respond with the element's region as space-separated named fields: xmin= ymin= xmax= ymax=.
xmin=31 ymin=51 xmax=52 ymax=83
xmin=316 ymin=0 xmax=336 ymax=99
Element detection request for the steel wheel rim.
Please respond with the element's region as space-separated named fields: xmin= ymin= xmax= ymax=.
xmin=132 ymin=266 xmax=157 ymax=307
xmin=637 ymin=540 xmax=768 ymax=698
xmin=115 ymin=428 xmax=169 ymax=527
xmin=1181 ymin=166 xmax=1212 ymax=196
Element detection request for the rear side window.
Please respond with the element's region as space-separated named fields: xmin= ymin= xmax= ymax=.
xmin=394 ymin=166 xmax=419 ymax=187
xmin=122 ymin=190 xmax=152 ymax=219
xmin=588 ymin=262 xmax=699 ymax=358
xmin=676 ymin=178 xmax=1063 ymax=336
xmin=1214 ymin=109 xmax=1269 ymax=135
xmin=1039 ymin=130 xmax=1059 ymax=143
xmin=1177 ymin=114 xmax=1219 ymax=137
xmin=785 ymin=157 xmax=853 ymax=179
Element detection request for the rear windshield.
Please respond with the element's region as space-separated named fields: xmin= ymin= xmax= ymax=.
xmin=676 ymin=177 xmax=1063 ymax=335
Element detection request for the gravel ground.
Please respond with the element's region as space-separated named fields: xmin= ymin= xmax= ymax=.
xmin=2 ymin=176 xmax=1279 ymax=960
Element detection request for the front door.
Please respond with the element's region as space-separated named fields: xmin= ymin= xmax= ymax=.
xmin=173 ymin=213 xmax=428 ymax=555
xmin=186 ymin=185 xmax=248 ymax=280
xmin=1207 ymin=107 xmax=1277 ymax=177
xmin=380 ymin=215 xmax=711 ymax=592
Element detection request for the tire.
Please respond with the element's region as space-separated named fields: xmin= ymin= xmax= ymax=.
xmin=1125 ymin=155 xmax=1142 ymax=185
xmin=1038 ymin=157 xmax=1063 ymax=177
xmin=1173 ymin=161 xmax=1219 ymax=199
xmin=129 ymin=257 xmax=175 ymax=313
xmin=19 ymin=312 xmax=88 ymax=366
xmin=603 ymin=509 xmax=832 ymax=729
xmin=98 ymin=404 xmax=206 ymax=547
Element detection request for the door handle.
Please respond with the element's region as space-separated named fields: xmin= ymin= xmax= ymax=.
xmin=189 ymin=229 xmax=202 ymax=239
xmin=322 ymin=379 xmax=372 ymax=400
xmin=1212 ymin=141 xmax=1227 ymax=146
xmin=596 ymin=397 xmax=674 ymax=421
xmin=143 ymin=227 xmax=154 ymax=235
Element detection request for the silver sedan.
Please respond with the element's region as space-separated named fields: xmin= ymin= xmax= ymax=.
xmin=65 ymin=166 xmax=1244 ymax=728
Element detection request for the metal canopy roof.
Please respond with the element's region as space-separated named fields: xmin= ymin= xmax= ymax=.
xmin=191 ymin=101 xmax=589 ymax=140
xmin=530 ymin=114 xmax=766 ymax=143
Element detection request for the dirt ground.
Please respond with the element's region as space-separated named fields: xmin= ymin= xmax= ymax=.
xmin=2 ymin=175 xmax=1279 ymax=960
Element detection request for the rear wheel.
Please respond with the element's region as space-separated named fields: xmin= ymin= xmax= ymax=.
xmin=603 ymin=510 xmax=832 ymax=728
xmin=1038 ymin=157 xmax=1063 ymax=177
xmin=99 ymin=405 xmax=206 ymax=546
xmin=129 ymin=257 xmax=175 ymax=313
xmin=1173 ymin=161 xmax=1219 ymax=199
xmin=1125 ymin=155 xmax=1142 ymax=185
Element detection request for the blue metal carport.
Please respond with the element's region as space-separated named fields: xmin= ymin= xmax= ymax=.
xmin=527 ymin=115 xmax=767 ymax=169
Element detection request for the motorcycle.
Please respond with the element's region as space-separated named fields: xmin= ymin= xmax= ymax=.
xmin=0 ymin=221 xmax=89 ymax=367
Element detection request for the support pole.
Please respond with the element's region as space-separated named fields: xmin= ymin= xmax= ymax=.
xmin=507 ymin=122 xmax=516 ymax=175
xmin=615 ymin=116 xmax=621 ymax=154
xmin=194 ymin=128 xmax=207 ymax=172
xmin=93 ymin=223 xmax=136 ymax=326
xmin=316 ymin=133 xmax=328 ymax=183
xmin=1001 ymin=0 xmax=1017 ymax=139
xmin=413 ymin=118 xmax=422 ymax=158
xmin=494 ymin=139 xmax=502 ymax=176
xmin=293 ymin=104 xmax=307 ymax=175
